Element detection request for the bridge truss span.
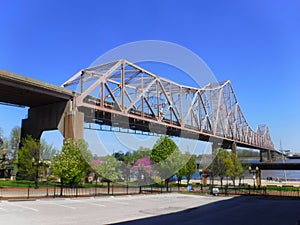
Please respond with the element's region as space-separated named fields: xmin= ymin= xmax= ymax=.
xmin=62 ymin=59 xmax=274 ymax=151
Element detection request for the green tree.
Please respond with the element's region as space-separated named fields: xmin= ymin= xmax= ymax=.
xmin=209 ymin=148 xmax=232 ymax=187
xmin=183 ymin=153 xmax=197 ymax=185
xmin=93 ymin=155 xmax=122 ymax=182
xmin=227 ymin=153 xmax=244 ymax=186
xmin=176 ymin=165 xmax=187 ymax=186
xmin=123 ymin=147 xmax=152 ymax=165
xmin=176 ymin=153 xmax=198 ymax=186
xmin=40 ymin=139 xmax=57 ymax=161
xmin=9 ymin=126 xmax=21 ymax=160
xmin=0 ymin=127 xmax=4 ymax=149
xmin=52 ymin=139 xmax=91 ymax=195
xmin=150 ymin=136 xmax=184 ymax=190
xmin=92 ymin=155 xmax=122 ymax=194
xmin=17 ymin=135 xmax=41 ymax=180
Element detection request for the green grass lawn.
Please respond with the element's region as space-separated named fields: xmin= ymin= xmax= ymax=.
xmin=0 ymin=180 xmax=60 ymax=188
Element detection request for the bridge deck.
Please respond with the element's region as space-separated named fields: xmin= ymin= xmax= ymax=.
xmin=0 ymin=69 xmax=73 ymax=107
xmin=250 ymin=162 xmax=300 ymax=170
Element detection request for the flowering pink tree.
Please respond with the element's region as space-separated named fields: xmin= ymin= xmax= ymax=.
xmin=130 ymin=157 xmax=153 ymax=185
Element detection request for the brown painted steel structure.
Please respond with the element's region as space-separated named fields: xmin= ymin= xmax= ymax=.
xmin=62 ymin=59 xmax=275 ymax=152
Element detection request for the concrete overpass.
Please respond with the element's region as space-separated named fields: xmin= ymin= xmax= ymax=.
xmin=0 ymin=69 xmax=83 ymax=140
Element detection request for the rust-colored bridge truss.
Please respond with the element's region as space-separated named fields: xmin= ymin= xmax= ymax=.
xmin=62 ymin=59 xmax=274 ymax=151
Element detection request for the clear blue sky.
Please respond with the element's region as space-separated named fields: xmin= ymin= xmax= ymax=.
xmin=0 ymin=1 xmax=299 ymax=153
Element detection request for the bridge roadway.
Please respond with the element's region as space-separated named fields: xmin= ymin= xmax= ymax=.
xmin=250 ymin=162 xmax=300 ymax=170
xmin=0 ymin=69 xmax=73 ymax=107
xmin=0 ymin=68 xmax=279 ymax=157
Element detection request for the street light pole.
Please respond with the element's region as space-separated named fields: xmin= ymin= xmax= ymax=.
xmin=248 ymin=166 xmax=259 ymax=189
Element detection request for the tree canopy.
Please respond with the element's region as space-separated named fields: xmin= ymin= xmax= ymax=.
xmin=51 ymin=139 xmax=91 ymax=186
xmin=17 ymin=135 xmax=41 ymax=180
xmin=208 ymin=148 xmax=244 ymax=186
xmin=93 ymin=155 xmax=122 ymax=182
xmin=150 ymin=136 xmax=185 ymax=182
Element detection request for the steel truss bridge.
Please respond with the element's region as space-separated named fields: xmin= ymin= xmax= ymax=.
xmin=62 ymin=59 xmax=275 ymax=154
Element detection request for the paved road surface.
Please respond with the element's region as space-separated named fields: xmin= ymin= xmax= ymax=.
xmin=0 ymin=193 xmax=299 ymax=225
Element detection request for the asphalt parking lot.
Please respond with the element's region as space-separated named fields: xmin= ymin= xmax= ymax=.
xmin=0 ymin=193 xmax=299 ymax=225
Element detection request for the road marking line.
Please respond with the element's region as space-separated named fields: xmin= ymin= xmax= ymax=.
xmin=87 ymin=202 xmax=107 ymax=207
xmin=10 ymin=203 xmax=39 ymax=212
xmin=51 ymin=202 xmax=77 ymax=210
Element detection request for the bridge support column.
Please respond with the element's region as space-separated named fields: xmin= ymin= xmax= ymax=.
xmin=267 ymin=150 xmax=272 ymax=162
xmin=259 ymin=151 xmax=263 ymax=162
xmin=231 ymin=142 xmax=237 ymax=156
xmin=211 ymin=141 xmax=220 ymax=152
xmin=21 ymin=101 xmax=84 ymax=141
xmin=21 ymin=101 xmax=70 ymax=140
xmin=63 ymin=110 xmax=84 ymax=140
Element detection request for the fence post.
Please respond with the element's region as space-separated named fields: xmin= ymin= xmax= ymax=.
xmin=27 ymin=185 xmax=30 ymax=199
xmin=53 ymin=185 xmax=56 ymax=198
xmin=46 ymin=182 xmax=49 ymax=197
xmin=248 ymin=185 xmax=251 ymax=195
xmin=126 ymin=183 xmax=129 ymax=195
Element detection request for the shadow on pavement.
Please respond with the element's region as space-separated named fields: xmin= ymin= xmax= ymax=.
xmin=110 ymin=196 xmax=300 ymax=225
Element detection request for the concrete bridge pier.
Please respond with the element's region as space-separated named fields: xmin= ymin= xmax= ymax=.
xmin=231 ymin=142 xmax=237 ymax=156
xmin=260 ymin=150 xmax=263 ymax=162
xmin=211 ymin=141 xmax=237 ymax=155
xmin=211 ymin=141 xmax=221 ymax=152
xmin=267 ymin=150 xmax=272 ymax=162
xmin=21 ymin=101 xmax=84 ymax=141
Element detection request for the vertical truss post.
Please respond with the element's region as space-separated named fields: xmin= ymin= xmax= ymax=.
xmin=156 ymin=80 xmax=159 ymax=118
xmin=141 ymin=72 xmax=144 ymax=118
xmin=121 ymin=61 xmax=125 ymax=111
xmin=101 ymin=82 xmax=104 ymax=107
xmin=80 ymin=73 xmax=84 ymax=93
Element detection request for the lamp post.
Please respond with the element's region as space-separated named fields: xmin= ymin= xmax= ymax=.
xmin=248 ymin=166 xmax=259 ymax=189
xmin=32 ymin=157 xmax=39 ymax=189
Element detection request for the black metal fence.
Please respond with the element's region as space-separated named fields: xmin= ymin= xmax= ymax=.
xmin=191 ymin=184 xmax=300 ymax=198
xmin=1 ymin=183 xmax=300 ymax=199
xmin=0 ymin=183 xmax=177 ymax=199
